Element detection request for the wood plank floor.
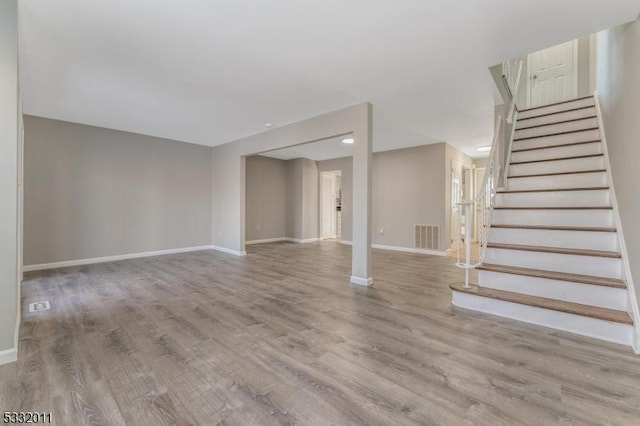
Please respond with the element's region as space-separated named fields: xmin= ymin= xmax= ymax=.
xmin=1 ymin=241 xmax=640 ymax=425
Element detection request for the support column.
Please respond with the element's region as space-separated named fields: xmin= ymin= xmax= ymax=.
xmin=350 ymin=103 xmax=373 ymax=286
xmin=0 ymin=0 xmax=20 ymax=365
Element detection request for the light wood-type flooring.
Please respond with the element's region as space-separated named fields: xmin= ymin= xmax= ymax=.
xmin=1 ymin=241 xmax=640 ymax=425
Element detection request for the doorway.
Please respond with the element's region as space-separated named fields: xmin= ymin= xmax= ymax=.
xmin=527 ymin=39 xmax=578 ymax=108
xmin=320 ymin=170 xmax=342 ymax=241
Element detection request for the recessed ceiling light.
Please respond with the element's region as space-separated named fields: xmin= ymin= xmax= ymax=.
xmin=265 ymin=123 xmax=272 ymax=127
xmin=476 ymin=145 xmax=491 ymax=152
xmin=342 ymin=138 xmax=354 ymax=144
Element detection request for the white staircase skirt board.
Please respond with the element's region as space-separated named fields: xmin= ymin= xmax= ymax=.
xmin=510 ymin=142 xmax=603 ymax=163
xmin=492 ymin=209 xmax=614 ymax=227
xmin=511 ymin=129 xmax=600 ymax=151
xmin=507 ymin=171 xmax=607 ymax=191
xmin=518 ymin=97 xmax=596 ymax=120
xmin=477 ymin=270 xmax=628 ymax=310
xmin=484 ymin=247 xmax=622 ymax=279
xmin=509 ymin=156 xmax=605 ymax=176
xmin=516 ymin=106 xmax=596 ymax=129
xmin=495 ymin=189 xmax=610 ymax=208
xmin=488 ymin=227 xmax=618 ymax=252
xmin=451 ymin=290 xmax=633 ymax=346
xmin=514 ymin=118 xmax=599 ymax=140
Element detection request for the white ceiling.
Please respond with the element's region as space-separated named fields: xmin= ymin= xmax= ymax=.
xmin=19 ymin=0 xmax=640 ymax=157
xmin=260 ymin=135 xmax=353 ymax=161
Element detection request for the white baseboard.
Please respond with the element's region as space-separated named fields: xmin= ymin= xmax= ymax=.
xmin=0 ymin=347 xmax=17 ymax=366
xmin=24 ymin=245 xmax=216 ymax=272
xmin=285 ymin=237 xmax=319 ymax=244
xmin=210 ymin=246 xmax=247 ymax=256
xmin=340 ymin=240 xmax=353 ymax=245
xmin=351 ymin=276 xmax=373 ymax=287
xmin=372 ymin=244 xmax=447 ymax=257
xmin=245 ymin=237 xmax=288 ymax=245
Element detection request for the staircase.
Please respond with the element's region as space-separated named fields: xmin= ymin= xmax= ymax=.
xmin=451 ymin=95 xmax=636 ymax=347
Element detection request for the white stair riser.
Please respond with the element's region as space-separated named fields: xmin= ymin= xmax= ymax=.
xmin=507 ymin=171 xmax=607 ymax=191
xmin=495 ymin=189 xmax=610 ymax=208
xmin=484 ymin=247 xmax=622 ymax=279
xmin=514 ymin=118 xmax=598 ymax=140
xmin=451 ymin=290 xmax=633 ymax=346
xmin=488 ymin=228 xmax=618 ymax=251
xmin=511 ymin=129 xmax=600 ymax=151
xmin=516 ymin=107 xmax=596 ymax=129
xmin=492 ymin=209 xmax=614 ymax=227
xmin=509 ymin=156 xmax=604 ymax=176
xmin=477 ymin=270 xmax=628 ymax=311
xmin=518 ymin=97 xmax=596 ymax=120
xmin=510 ymin=142 xmax=602 ymax=163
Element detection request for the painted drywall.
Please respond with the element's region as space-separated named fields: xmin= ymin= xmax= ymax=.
xmin=284 ymin=158 xmax=319 ymax=240
xmin=211 ymin=103 xmax=372 ymax=281
xmin=596 ymin=19 xmax=640 ymax=322
xmin=0 ymin=0 xmax=19 ymax=357
xmin=372 ymin=144 xmax=447 ymax=250
xmin=24 ymin=116 xmax=213 ymax=265
xmin=318 ymin=157 xmax=353 ymax=242
xmin=245 ymin=156 xmax=286 ymax=242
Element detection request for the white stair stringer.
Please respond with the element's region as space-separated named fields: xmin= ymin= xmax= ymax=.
xmin=451 ymin=289 xmax=633 ymax=346
xmin=452 ymin=94 xmax=638 ymax=351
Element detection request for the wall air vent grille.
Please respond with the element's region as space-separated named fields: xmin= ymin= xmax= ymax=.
xmin=415 ymin=225 xmax=439 ymax=250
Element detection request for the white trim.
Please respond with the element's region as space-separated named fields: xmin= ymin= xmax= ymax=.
xmin=23 ymin=245 xmax=216 ymax=272
xmin=350 ymin=276 xmax=373 ymax=287
xmin=285 ymin=238 xmax=319 ymax=244
xmin=245 ymin=237 xmax=288 ymax=245
xmin=372 ymin=244 xmax=447 ymax=257
xmin=210 ymin=246 xmax=247 ymax=257
xmin=594 ymin=92 xmax=640 ymax=354
xmin=340 ymin=240 xmax=353 ymax=245
xmin=0 ymin=347 xmax=17 ymax=366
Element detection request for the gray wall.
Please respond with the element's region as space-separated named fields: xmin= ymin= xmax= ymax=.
xmin=373 ymin=143 xmax=447 ymax=250
xmin=285 ymin=158 xmax=319 ymax=240
xmin=245 ymin=156 xmax=286 ymax=242
xmin=0 ymin=0 xmax=19 ymax=355
xmin=24 ymin=116 xmax=213 ymax=265
xmin=596 ymin=20 xmax=640 ymax=325
xmin=318 ymin=156 xmax=353 ymax=242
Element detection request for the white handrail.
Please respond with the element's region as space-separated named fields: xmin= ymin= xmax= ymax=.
xmin=455 ymin=59 xmax=524 ymax=288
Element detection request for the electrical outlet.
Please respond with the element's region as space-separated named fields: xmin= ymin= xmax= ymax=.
xmin=28 ymin=301 xmax=50 ymax=312
xmin=256 ymin=224 xmax=261 ymax=231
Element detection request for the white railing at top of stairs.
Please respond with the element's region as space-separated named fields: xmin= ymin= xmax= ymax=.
xmin=455 ymin=59 xmax=523 ymax=288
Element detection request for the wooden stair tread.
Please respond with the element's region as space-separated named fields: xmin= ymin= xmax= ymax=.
xmin=516 ymin=116 xmax=597 ymax=131
xmin=519 ymin=95 xmax=594 ymax=113
xmin=487 ymin=242 xmax=621 ymax=258
xmin=450 ymin=283 xmax=633 ymax=325
xmin=510 ymin=153 xmax=603 ymax=165
xmin=517 ymin=105 xmax=595 ymax=121
xmin=491 ymin=224 xmax=616 ymax=232
xmin=508 ymin=169 xmax=606 ymax=178
xmin=477 ymin=263 xmax=626 ymax=289
xmin=497 ymin=186 xmax=608 ymax=194
xmin=494 ymin=206 xmax=612 ymax=210
xmin=514 ymin=127 xmax=599 ymax=142
xmin=511 ymin=140 xmax=601 ymax=153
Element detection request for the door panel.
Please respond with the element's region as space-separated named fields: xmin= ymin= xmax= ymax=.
xmin=528 ymin=40 xmax=577 ymax=108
